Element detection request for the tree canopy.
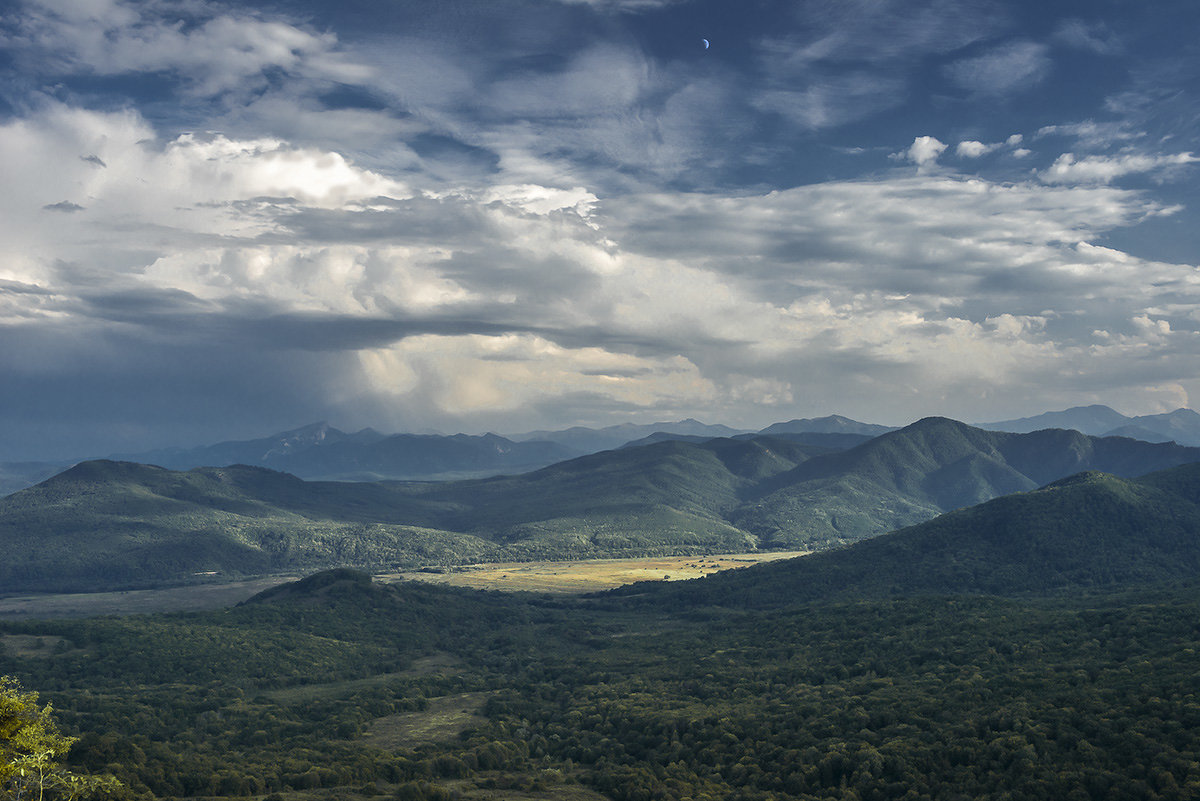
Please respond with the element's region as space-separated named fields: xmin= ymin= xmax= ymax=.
xmin=1 ymin=677 xmax=120 ymax=801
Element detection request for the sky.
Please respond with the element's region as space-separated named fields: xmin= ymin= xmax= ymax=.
xmin=2 ymin=0 xmax=1200 ymax=459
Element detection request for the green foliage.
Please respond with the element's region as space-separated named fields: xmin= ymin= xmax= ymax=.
xmin=1 ymin=677 xmax=121 ymax=801
xmin=5 ymin=576 xmax=1200 ymax=800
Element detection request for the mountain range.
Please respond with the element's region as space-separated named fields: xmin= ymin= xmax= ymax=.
xmin=5 ymin=406 xmax=1198 ymax=498
xmin=978 ymin=404 xmax=1200 ymax=445
xmin=0 ymin=417 xmax=854 ymax=495
xmin=108 ymin=422 xmax=579 ymax=482
xmin=4 ymin=416 xmax=1199 ymax=593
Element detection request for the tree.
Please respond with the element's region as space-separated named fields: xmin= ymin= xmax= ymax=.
xmin=1 ymin=677 xmax=121 ymax=801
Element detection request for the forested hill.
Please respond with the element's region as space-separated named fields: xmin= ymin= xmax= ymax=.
xmin=617 ymin=462 xmax=1200 ymax=608
xmin=732 ymin=416 xmax=1200 ymax=548
xmin=0 ymin=437 xmax=833 ymax=593
xmin=3 ymin=419 xmax=1200 ymax=593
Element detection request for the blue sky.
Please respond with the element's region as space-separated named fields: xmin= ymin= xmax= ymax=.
xmin=2 ymin=0 xmax=1200 ymax=458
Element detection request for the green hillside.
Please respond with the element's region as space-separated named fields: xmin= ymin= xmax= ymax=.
xmin=734 ymin=417 xmax=1200 ymax=548
xmin=624 ymin=462 xmax=1200 ymax=608
xmin=0 ymin=437 xmax=825 ymax=592
xmin=3 ymin=421 xmax=1199 ymax=593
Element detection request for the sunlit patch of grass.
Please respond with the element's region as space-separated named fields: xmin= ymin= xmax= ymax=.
xmin=362 ymin=692 xmax=492 ymax=748
xmin=380 ymin=551 xmax=808 ymax=594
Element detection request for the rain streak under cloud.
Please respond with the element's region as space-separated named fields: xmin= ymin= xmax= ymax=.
xmin=1 ymin=0 xmax=1200 ymax=459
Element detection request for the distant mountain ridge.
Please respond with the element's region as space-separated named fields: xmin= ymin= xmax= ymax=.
xmin=979 ymin=404 xmax=1200 ymax=445
xmin=4 ymin=417 xmax=1200 ymax=593
xmin=107 ymin=422 xmax=578 ymax=481
xmin=12 ymin=405 xmax=1196 ymax=497
xmin=508 ymin=418 xmax=751 ymax=453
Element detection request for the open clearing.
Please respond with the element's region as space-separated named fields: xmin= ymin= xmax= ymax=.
xmin=380 ymin=551 xmax=808 ymax=594
xmin=363 ymin=691 xmax=492 ymax=749
xmin=0 ymin=551 xmax=807 ymax=618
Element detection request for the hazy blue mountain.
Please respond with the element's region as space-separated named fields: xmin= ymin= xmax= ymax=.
xmin=620 ymin=462 xmax=1200 ymax=608
xmin=508 ymin=418 xmax=750 ymax=453
xmin=979 ymin=405 xmax=1200 ymax=445
xmin=108 ymin=422 xmax=374 ymax=469
xmin=107 ymin=422 xmax=577 ymax=481
xmin=620 ymin=430 xmax=876 ymax=450
xmin=977 ymin=404 xmax=1130 ymax=435
xmin=757 ymin=414 xmax=895 ymax=437
xmin=1126 ymin=408 xmax=1200 ymax=446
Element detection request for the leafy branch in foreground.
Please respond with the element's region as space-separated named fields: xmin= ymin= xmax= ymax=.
xmin=0 ymin=677 xmax=121 ymax=801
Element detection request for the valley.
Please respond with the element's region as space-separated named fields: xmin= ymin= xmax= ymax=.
xmin=5 ymin=412 xmax=1200 ymax=801
xmin=0 ymin=552 xmax=805 ymax=618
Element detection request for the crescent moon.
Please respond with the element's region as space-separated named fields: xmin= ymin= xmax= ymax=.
xmin=702 ymin=39 xmax=709 ymax=49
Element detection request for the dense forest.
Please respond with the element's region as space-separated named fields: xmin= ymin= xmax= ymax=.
xmin=3 ymin=569 xmax=1200 ymax=801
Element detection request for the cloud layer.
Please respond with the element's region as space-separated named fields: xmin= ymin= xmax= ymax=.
xmin=2 ymin=0 xmax=1200 ymax=457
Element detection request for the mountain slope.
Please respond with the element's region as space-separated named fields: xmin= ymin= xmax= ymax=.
xmin=617 ymin=462 xmax=1200 ymax=608
xmin=732 ymin=417 xmax=1200 ymax=548
xmin=4 ymin=421 xmax=1199 ymax=593
xmin=0 ymin=436 xmax=832 ymax=593
xmin=0 ymin=460 xmax=503 ymax=593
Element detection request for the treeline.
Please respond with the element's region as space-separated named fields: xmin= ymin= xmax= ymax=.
xmin=3 ymin=574 xmax=1200 ymax=800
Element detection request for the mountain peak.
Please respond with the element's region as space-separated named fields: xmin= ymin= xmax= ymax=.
xmin=46 ymin=459 xmax=166 ymax=485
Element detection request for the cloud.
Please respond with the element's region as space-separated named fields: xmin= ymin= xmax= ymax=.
xmin=1054 ymin=19 xmax=1122 ymax=55
xmin=1039 ymin=151 xmax=1199 ymax=184
xmin=12 ymin=0 xmax=373 ymax=96
xmin=3 ymin=0 xmax=1200 ymax=453
xmin=1036 ymin=120 xmax=1141 ymax=149
xmin=944 ymin=40 xmax=1051 ymax=94
xmin=752 ymin=72 xmax=907 ymax=131
xmin=3 ymin=102 xmax=1199 ymax=448
xmin=956 ymin=134 xmax=1025 ymax=158
xmin=752 ymin=0 xmax=1008 ymax=132
xmin=955 ymin=140 xmax=995 ymax=158
xmin=769 ymin=0 xmax=1007 ymax=67
xmin=898 ymin=136 xmax=947 ymax=168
